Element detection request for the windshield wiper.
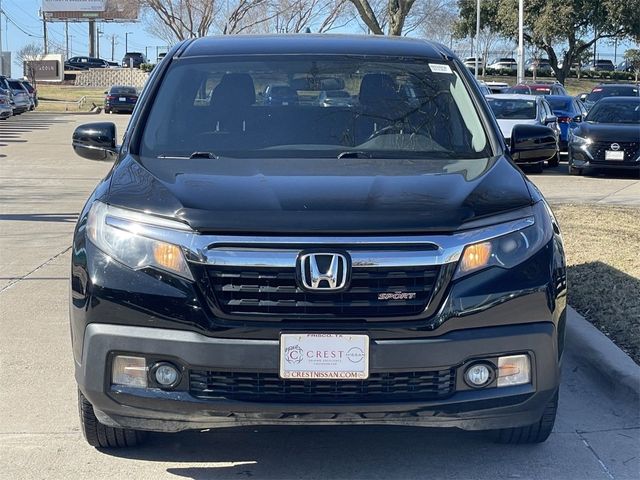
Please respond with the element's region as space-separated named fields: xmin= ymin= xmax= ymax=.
xmin=337 ymin=150 xmax=373 ymax=159
xmin=157 ymin=151 xmax=219 ymax=159
xmin=189 ymin=151 xmax=218 ymax=159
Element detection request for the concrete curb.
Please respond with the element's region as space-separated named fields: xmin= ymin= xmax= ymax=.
xmin=566 ymin=306 xmax=640 ymax=402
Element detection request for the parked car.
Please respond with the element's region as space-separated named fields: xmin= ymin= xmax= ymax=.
xmin=616 ymin=60 xmax=636 ymax=73
xmin=524 ymin=58 xmax=553 ymax=76
xmin=476 ymin=79 xmax=491 ymax=96
xmin=0 ymin=88 xmax=12 ymax=119
xmin=583 ymin=83 xmax=640 ymax=110
xmin=486 ymin=93 xmax=560 ymax=170
xmin=585 ymin=59 xmax=615 ymax=72
xmin=487 ymin=57 xmax=517 ymax=73
xmin=122 ymin=52 xmax=147 ymax=68
xmin=104 ymin=85 xmax=139 ymax=114
xmin=568 ymin=96 xmax=640 ymax=176
xmin=318 ymin=89 xmax=353 ymax=107
xmin=544 ymin=95 xmax=588 ymax=151
xmin=5 ymin=78 xmax=31 ymax=114
xmin=19 ymin=80 xmax=37 ymax=109
xmin=463 ymin=56 xmax=483 ymax=73
xmin=65 ymin=56 xmax=112 ymax=70
xmin=509 ymin=82 xmax=568 ymax=96
xmin=70 ymin=34 xmax=565 ymax=449
xmin=263 ymin=84 xmax=298 ymax=105
xmin=484 ymin=81 xmax=511 ymax=94
xmin=0 ymin=75 xmax=15 ymax=112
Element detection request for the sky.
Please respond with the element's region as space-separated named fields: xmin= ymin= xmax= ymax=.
xmin=2 ymin=0 xmax=161 ymax=73
xmin=1 ymin=0 xmax=637 ymax=76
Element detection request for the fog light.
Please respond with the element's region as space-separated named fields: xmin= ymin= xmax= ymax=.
xmin=464 ymin=363 xmax=492 ymax=387
xmin=498 ymin=354 xmax=531 ymax=387
xmin=112 ymin=355 xmax=147 ymax=388
xmin=152 ymin=362 xmax=181 ymax=388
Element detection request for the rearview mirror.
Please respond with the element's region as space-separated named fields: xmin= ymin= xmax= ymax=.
xmin=510 ymin=124 xmax=556 ymax=164
xmin=72 ymin=122 xmax=118 ymax=161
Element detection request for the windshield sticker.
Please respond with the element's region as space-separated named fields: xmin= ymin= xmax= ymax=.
xmin=429 ymin=63 xmax=452 ymax=74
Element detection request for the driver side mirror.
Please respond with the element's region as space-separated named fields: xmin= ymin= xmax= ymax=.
xmin=544 ymin=115 xmax=557 ymax=125
xmin=72 ymin=122 xmax=118 ymax=161
xmin=510 ymin=124 xmax=557 ymax=164
xmin=573 ymin=115 xmax=583 ymax=122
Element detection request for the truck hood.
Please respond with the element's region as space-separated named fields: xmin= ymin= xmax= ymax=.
xmin=573 ymin=122 xmax=640 ymax=143
xmin=106 ymin=155 xmax=533 ymax=234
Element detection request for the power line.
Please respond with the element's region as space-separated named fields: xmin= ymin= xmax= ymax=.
xmin=2 ymin=10 xmax=43 ymax=38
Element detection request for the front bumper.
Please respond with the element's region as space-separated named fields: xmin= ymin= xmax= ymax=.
xmin=77 ymin=321 xmax=560 ymax=432
xmin=569 ymin=146 xmax=640 ymax=171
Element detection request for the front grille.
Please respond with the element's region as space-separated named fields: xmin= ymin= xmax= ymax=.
xmin=207 ymin=265 xmax=440 ymax=318
xmin=590 ymin=141 xmax=640 ymax=163
xmin=190 ymin=370 xmax=455 ymax=403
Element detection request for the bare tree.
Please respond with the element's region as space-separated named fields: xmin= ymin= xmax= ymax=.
xmin=268 ymin=0 xmax=349 ymax=33
xmin=143 ymin=0 xmax=218 ymax=42
xmin=16 ymin=43 xmax=45 ymax=85
xmin=348 ymin=0 xmax=417 ymax=36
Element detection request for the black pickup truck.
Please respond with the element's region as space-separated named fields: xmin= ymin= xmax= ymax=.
xmin=70 ymin=34 xmax=566 ymax=448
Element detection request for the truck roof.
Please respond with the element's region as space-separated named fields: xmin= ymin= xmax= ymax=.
xmin=180 ymin=34 xmax=449 ymax=60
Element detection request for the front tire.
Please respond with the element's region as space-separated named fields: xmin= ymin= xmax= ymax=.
xmin=491 ymin=391 xmax=558 ymax=444
xmin=78 ymin=390 xmax=146 ymax=448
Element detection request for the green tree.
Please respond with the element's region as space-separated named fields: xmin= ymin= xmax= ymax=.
xmin=624 ymin=49 xmax=640 ymax=81
xmin=455 ymin=0 xmax=640 ymax=84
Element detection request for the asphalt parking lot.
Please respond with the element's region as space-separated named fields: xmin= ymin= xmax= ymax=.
xmin=1 ymin=112 xmax=639 ymax=480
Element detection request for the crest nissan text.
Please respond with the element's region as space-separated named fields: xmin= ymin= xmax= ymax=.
xmin=70 ymin=35 xmax=566 ymax=448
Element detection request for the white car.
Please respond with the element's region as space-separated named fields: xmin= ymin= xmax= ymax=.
xmin=487 ymin=57 xmax=517 ymax=73
xmin=486 ymin=93 xmax=560 ymax=171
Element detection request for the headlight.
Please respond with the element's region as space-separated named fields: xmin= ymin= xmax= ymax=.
xmin=86 ymin=201 xmax=194 ymax=280
xmin=569 ymin=133 xmax=591 ymax=147
xmin=454 ymin=202 xmax=551 ymax=279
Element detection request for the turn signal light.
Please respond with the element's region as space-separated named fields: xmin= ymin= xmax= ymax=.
xmin=459 ymin=242 xmax=492 ymax=273
xmin=153 ymin=243 xmax=184 ymax=272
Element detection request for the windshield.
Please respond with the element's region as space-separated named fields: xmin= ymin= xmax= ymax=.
xmin=487 ymin=98 xmax=536 ymax=119
xmin=586 ymin=86 xmax=639 ymax=103
xmin=140 ymin=55 xmax=490 ymax=159
xmin=547 ymin=97 xmax=572 ymax=111
xmin=587 ymin=101 xmax=640 ymax=124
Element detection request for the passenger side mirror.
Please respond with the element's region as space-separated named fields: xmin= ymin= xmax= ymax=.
xmin=72 ymin=122 xmax=118 ymax=161
xmin=573 ymin=115 xmax=582 ymax=122
xmin=544 ymin=115 xmax=557 ymax=125
xmin=510 ymin=124 xmax=557 ymax=164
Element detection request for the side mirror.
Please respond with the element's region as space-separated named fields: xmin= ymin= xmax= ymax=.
xmin=72 ymin=122 xmax=118 ymax=161
xmin=103 ymin=90 xmax=108 ymax=94
xmin=545 ymin=115 xmax=557 ymax=124
xmin=573 ymin=115 xmax=582 ymax=123
xmin=578 ymin=93 xmax=588 ymax=102
xmin=510 ymin=124 xmax=557 ymax=164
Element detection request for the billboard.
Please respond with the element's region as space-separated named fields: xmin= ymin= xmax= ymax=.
xmin=42 ymin=1 xmax=106 ymax=12
xmin=43 ymin=0 xmax=139 ymax=21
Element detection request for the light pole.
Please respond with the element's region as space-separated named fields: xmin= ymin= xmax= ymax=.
xmin=474 ymin=0 xmax=481 ymax=78
xmin=517 ymin=0 xmax=524 ymax=84
xmin=125 ymin=32 xmax=133 ymax=55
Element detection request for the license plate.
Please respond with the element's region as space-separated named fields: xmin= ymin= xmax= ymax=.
xmin=119 ymin=97 xmax=126 ymax=101
xmin=605 ymin=150 xmax=624 ymax=160
xmin=280 ymin=333 xmax=369 ymax=380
